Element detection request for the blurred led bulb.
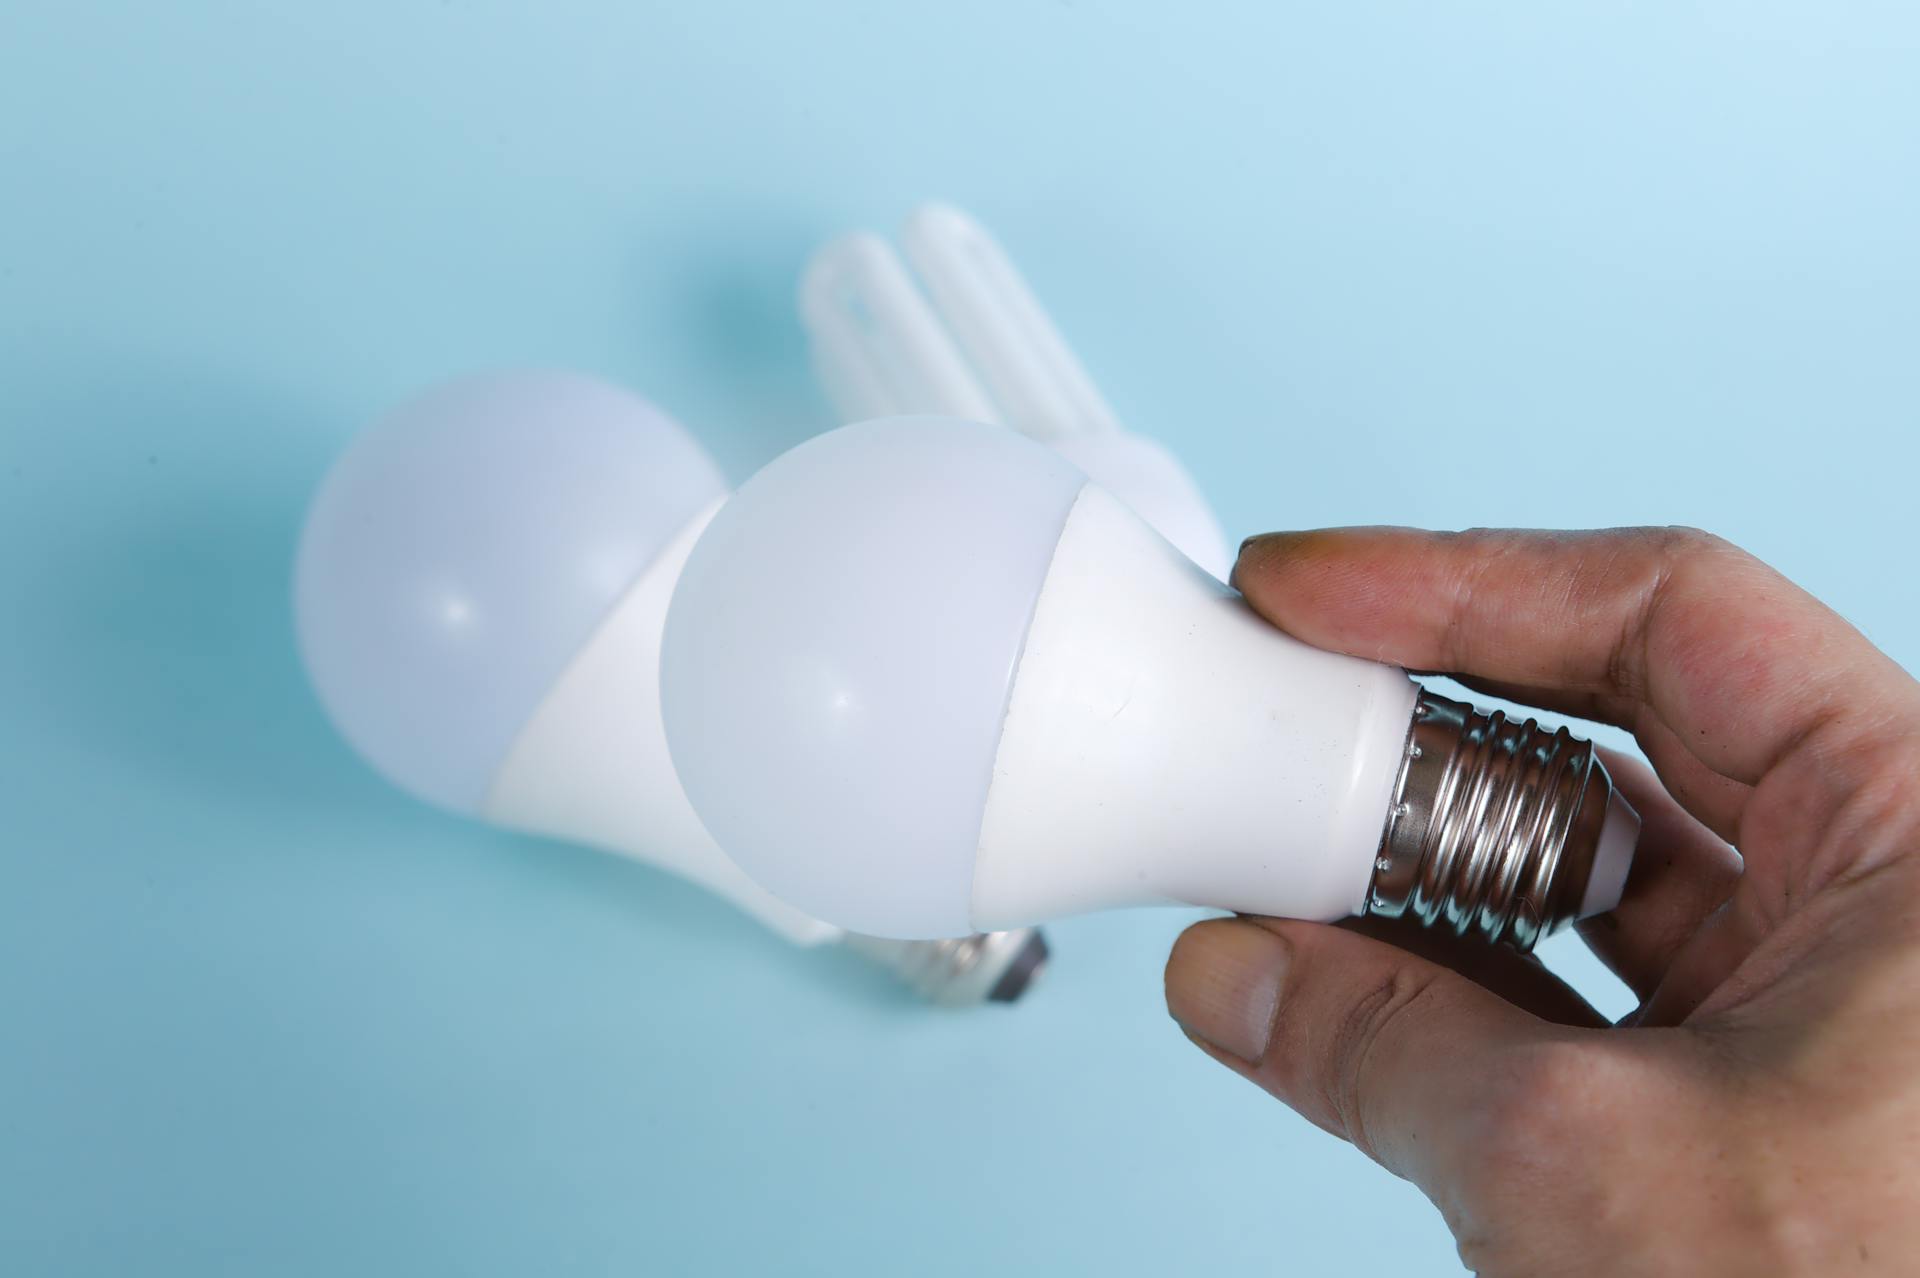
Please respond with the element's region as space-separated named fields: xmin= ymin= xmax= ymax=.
xmin=663 ymin=417 xmax=1640 ymax=948
xmin=294 ymin=372 xmax=1046 ymax=1003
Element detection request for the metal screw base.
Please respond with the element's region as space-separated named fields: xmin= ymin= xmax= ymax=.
xmin=1368 ymin=690 xmax=1622 ymax=951
xmin=841 ymin=928 xmax=1050 ymax=1005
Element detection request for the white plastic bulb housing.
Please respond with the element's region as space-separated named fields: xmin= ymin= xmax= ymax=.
xmin=662 ymin=417 xmax=1640 ymax=946
xmin=1045 ymin=431 xmax=1229 ymax=579
xmin=293 ymin=370 xmax=834 ymax=943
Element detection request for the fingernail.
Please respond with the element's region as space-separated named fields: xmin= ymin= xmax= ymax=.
xmin=1165 ymin=920 xmax=1289 ymax=1064
xmin=1237 ymin=531 xmax=1305 ymax=557
xmin=1231 ymin=532 xmax=1306 ymax=590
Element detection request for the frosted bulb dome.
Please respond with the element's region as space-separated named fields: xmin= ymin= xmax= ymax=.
xmin=661 ymin=418 xmax=1084 ymax=937
xmin=295 ymin=370 xmax=725 ymax=813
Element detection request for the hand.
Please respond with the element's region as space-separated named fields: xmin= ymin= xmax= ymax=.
xmin=1164 ymin=527 xmax=1920 ymax=1276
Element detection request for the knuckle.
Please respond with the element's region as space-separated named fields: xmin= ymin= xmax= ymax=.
xmin=1321 ymin=965 xmax=1442 ymax=1158
xmin=1489 ymin=1041 xmax=1603 ymax=1137
xmin=1653 ymin=524 xmax=1725 ymax=557
xmin=1635 ymin=526 xmax=1747 ymax=585
xmin=1469 ymin=1040 xmax=1645 ymax=1197
xmin=1648 ymin=526 xmax=1762 ymax=596
xmin=1649 ymin=525 xmax=1751 ymax=570
xmin=1436 ymin=531 xmax=1524 ymax=670
xmin=1597 ymin=526 xmax=1735 ymax=700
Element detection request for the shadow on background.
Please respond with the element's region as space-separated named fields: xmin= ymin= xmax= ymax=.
xmin=622 ymin=215 xmax=843 ymax=482
xmin=8 ymin=362 xmax=368 ymax=816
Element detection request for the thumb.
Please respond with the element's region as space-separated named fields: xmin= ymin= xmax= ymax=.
xmin=1165 ymin=916 xmax=1575 ymax=1193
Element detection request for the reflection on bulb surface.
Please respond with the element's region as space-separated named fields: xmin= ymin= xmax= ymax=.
xmin=662 ymin=417 xmax=1640 ymax=949
xmin=295 ymin=374 xmax=1048 ymax=1001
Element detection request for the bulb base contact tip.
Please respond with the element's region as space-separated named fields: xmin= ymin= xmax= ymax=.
xmin=842 ymin=929 xmax=1050 ymax=1005
xmin=1367 ymin=691 xmax=1640 ymax=952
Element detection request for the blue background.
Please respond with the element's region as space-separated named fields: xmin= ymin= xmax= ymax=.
xmin=4 ymin=3 xmax=1917 ymax=1273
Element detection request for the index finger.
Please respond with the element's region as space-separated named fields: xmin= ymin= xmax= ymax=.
xmin=1232 ymin=526 xmax=1917 ymax=802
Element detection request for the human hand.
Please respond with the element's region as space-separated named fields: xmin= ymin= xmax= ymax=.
xmin=1164 ymin=528 xmax=1920 ymax=1275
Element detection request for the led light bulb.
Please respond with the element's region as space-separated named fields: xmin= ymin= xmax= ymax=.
xmin=801 ymin=202 xmax=1231 ymax=578
xmin=294 ymin=372 xmax=1047 ymax=1004
xmin=662 ymin=417 xmax=1640 ymax=949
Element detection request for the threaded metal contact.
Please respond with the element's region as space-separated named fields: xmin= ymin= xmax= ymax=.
xmin=841 ymin=928 xmax=1050 ymax=1005
xmin=1367 ymin=691 xmax=1621 ymax=951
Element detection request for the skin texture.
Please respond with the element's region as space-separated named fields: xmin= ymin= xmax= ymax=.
xmin=1163 ymin=527 xmax=1920 ymax=1276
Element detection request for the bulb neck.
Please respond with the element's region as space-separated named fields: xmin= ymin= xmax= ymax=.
xmin=1367 ymin=690 xmax=1636 ymax=951
xmin=841 ymin=929 xmax=1050 ymax=1005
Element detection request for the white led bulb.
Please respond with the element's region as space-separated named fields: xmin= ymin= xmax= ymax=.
xmin=663 ymin=417 xmax=1639 ymax=948
xmin=294 ymin=373 xmax=1047 ymax=1002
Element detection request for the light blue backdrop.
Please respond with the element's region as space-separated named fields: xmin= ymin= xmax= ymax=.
xmin=3 ymin=3 xmax=1916 ymax=1274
